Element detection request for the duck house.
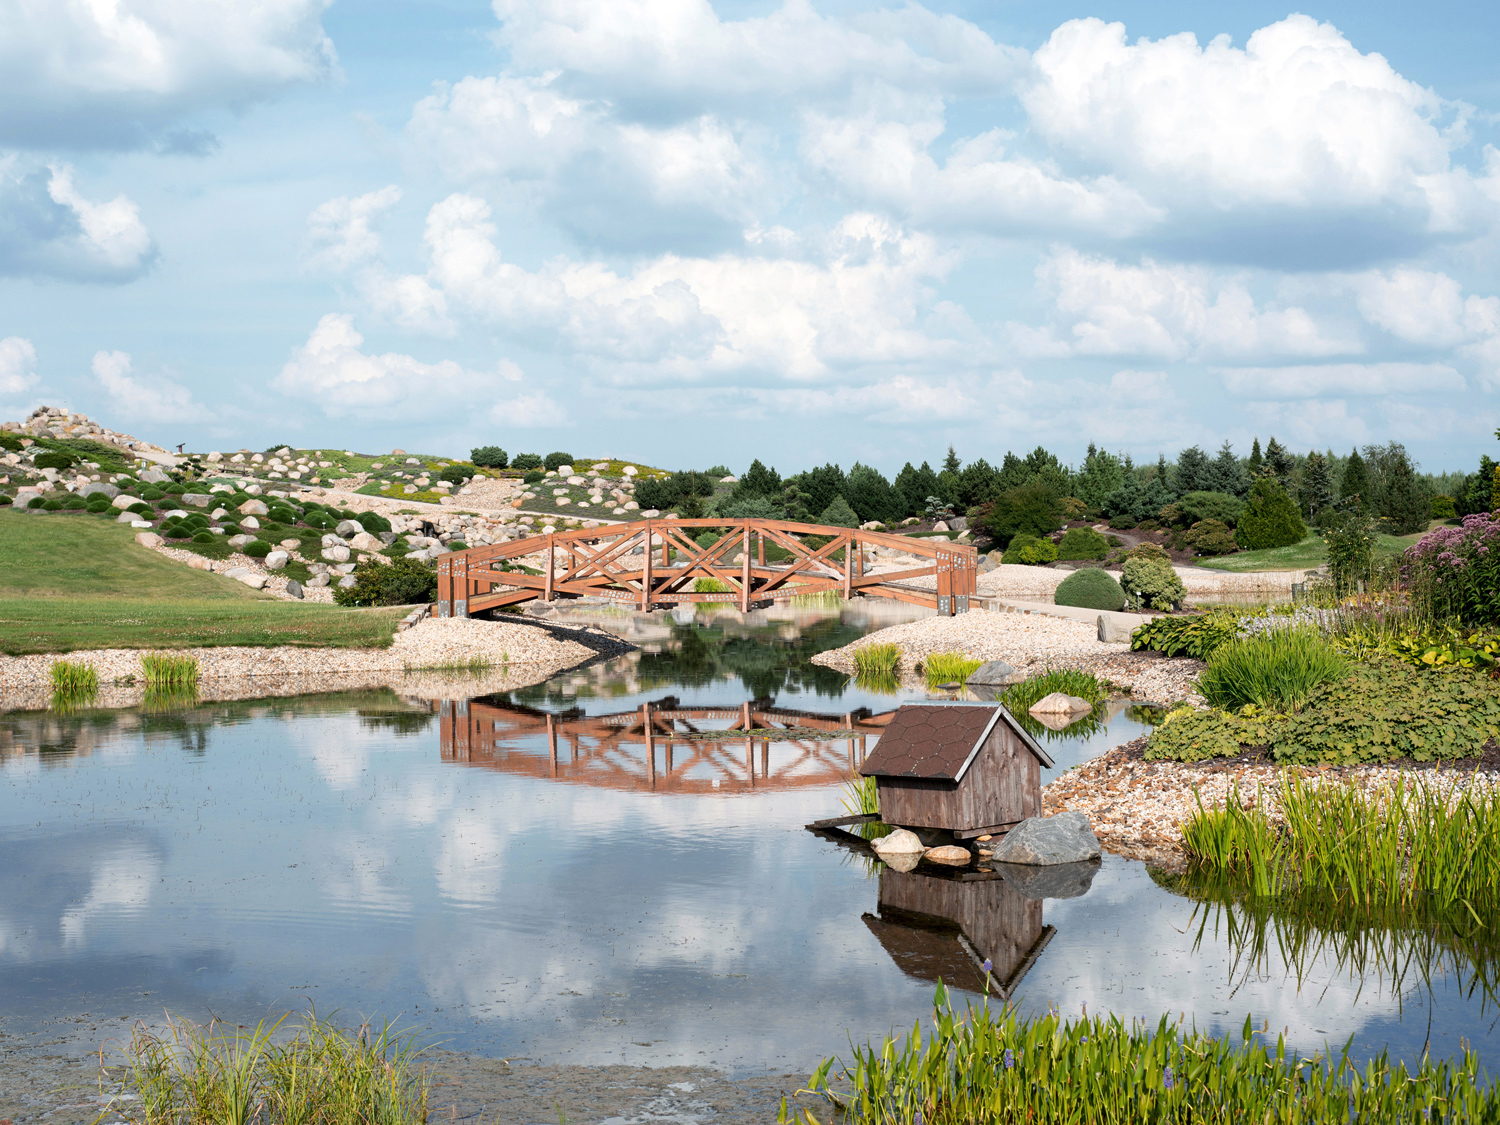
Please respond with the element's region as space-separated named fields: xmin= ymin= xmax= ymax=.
xmin=858 ymin=703 xmax=1053 ymax=839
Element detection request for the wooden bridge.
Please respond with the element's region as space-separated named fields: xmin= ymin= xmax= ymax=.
xmin=436 ymin=518 xmax=978 ymax=618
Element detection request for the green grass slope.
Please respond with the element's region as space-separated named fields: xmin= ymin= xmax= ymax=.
xmin=1196 ymin=531 xmax=1423 ymax=573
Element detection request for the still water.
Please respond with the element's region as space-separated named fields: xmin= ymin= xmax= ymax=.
xmin=1 ymin=605 xmax=1496 ymax=1076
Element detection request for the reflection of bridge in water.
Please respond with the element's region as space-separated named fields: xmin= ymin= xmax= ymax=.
xmin=437 ymin=698 xmax=897 ymax=793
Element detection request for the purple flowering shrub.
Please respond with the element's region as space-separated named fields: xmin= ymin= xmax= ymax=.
xmin=1404 ymin=513 xmax=1500 ymax=626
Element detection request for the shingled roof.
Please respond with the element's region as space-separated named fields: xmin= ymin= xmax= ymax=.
xmin=860 ymin=703 xmax=1052 ymax=781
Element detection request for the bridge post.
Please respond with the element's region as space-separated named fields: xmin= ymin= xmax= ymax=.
xmin=544 ymin=535 xmax=554 ymax=602
xmin=453 ymin=553 xmax=468 ymax=618
xmin=740 ymin=522 xmax=751 ymax=612
xmin=640 ymin=522 xmax=652 ymax=611
xmin=937 ymin=550 xmax=953 ymax=615
xmin=843 ymin=532 xmax=853 ymax=600
xmin=436 ymin=556 xmax=452 ymax=618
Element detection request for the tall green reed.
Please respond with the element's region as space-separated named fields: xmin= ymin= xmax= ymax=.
xmin=49 ymin=659 xmax=99 ymax=708
xmin=999 ymin=668 xmax=1105 ymax=713
xmin=1197 ymin=628 xmax=1347 ymax=712
xmin=141 ymin=652 xmax=200 ymax=690
xmin=851 ymin=643 xmax=900 ymax=676
xmin=919 ymin=652 xmax=981 ymax=688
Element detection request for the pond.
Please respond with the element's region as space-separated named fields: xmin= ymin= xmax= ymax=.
xmin=1 ymin=602 xmax=1496 ymax=1083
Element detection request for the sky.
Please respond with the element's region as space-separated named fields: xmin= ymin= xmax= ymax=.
xmin=2 ymin=0 xmax=1499 ymax=476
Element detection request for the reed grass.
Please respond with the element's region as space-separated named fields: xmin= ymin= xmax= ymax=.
xmin=784 ymin=983 xmax=1499 ymax=1124
xmin=102 ymin=1011 xmax=429 ymax=1125
xmin=840 ymin=772 xmax=890 ymax=842
xmin=999 ymin=668 xmax=1105 ymax=713
xmin=789 ymin=589 xmax=843 ymax=608
xmin=50 ymin=658 xmax=99 ymax=694
xmin=1182 ymin=773 xmax=1500 ymax=917
xmin=851 ymin=642 xmax=900 ymax=676
xmin=693 ymin=577 xmax=731 ymax=593
xmin=851 ymin=669 xmax=901 ymax=696
xmin=141 ymin=652 xmax=200 ymax=690
xmin=919 ymin=651 xmax=981 ymax=689
xmin=1196 ymin=628 xmax=1347 ymax=712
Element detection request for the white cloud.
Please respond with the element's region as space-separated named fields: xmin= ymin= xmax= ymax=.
xmin=91 ymin=350 xmax=211 ymax=423
xmin=274 ymin=313 xmax=564 ymax=424
xmin=1215 ymin=362 xmax=1465 ymax=398
xmin=0 ymin=0 xmax=336 ymax=148
xmin=0 ymin=336 xmax=37 ymax=395
xmin=1023 ymin=16 xmax=1494 ymax=263
xmin=1351 ymin=267 xmax=1500 ymax=344
xmin=1012 ymin=248 xmax=1353 ymax=360
xmin=0 ymin=162 xmax=155 ymax=282
xmin=306 ymin=185 xmax=401 ymax=272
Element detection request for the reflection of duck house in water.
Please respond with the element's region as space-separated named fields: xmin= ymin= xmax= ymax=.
xmin=858 ymin=703 xmax=1054 ymax=839
xmin=864 ymin=867 xmax=1054 ymax=998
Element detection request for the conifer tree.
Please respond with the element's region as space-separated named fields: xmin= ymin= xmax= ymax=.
xmin=1381 ymin=449 xmax=1430 ymax=534
xmin=1302 ymin=451 xmax=1334 ymax=519
xmin=1236 ymin=478 xmax=1307 ymax=550
xmin=1155 ymin=453 xmax=1171 ymax=492
xmin=942 ymin=445 xmax=962 ymax=475
xmin=1340 ymin=449 xmax=1371 ymax=513
xmin=1263 ymin=436 xmax=1294 ymax=478
xmin=1248 ymin=438 xmax=1263 ymax=474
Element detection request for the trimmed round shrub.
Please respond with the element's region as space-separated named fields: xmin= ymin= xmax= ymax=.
xmin=126 ymin=502 xmax=153 ymax=515
xmin=512 ymin=453 xmax=543 ymax=471
xmin=0 ymin=494 xmax=11 ymax=506
xmin=1235 ymin=478 xmax=1307 ymax=550
xmin=334 ymin=556 xmax=437 ymax=607
xmin=163 ymin=483 xmax=185 ymax=495
xmin=1108 ymin=513 xmax=1137 ymax=529
xmin=470 ymin=446 xmax=508 ymax=469
xmin=42 ymin=499 xmax=65 ymax=511
xmin=447 ymin=540 xmax=467 ymax=551
xmin=33 ymin=451 xmax=75 ymax=470
xmin=543 ymin=451 xmax=574 ymax=471
xmin=1431 ymin=494 xmax=1458 ymax=520
xmin=28 ymin=496 xmax=46 ymax=508
xmin=244 ymin=540 xmax=272 ymax=559
xmin=63 ymin=495 xmax=87 ymax=510
xmin=1185 ymin=518 xmax=1237 ymax=556
xmin=161 ymin=522 xmax=188 ymax=539
xmin=356 ymin=510 xmax=391 ymax=534
xmin=1002 ymin=534 xmax=1058 ymax=565
xmin=1122 ymin=551 xmax=1186 ymax=610
xmin=1057 ymin=526 xmax=1108 ymax=561
xmin=186 ymin=514 xmax=210 ymax=529
xmin=87 ymin=496 xmax=111 ymax=511
xmin=191 ymin=531 xmax=215 ymax=543
xmin=1054 ymin=567 xmax=1127 ymax=611
xmin=523 ymin=470 xmax=544 ymax=485
xmin=140 ymin=488 xmax=165 ymax=501
xmin=439 ymin=465 xmax=473 ymax=485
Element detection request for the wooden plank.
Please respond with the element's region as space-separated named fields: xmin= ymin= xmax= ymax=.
xmin=806 ymin=812 xmax=881 ymax=830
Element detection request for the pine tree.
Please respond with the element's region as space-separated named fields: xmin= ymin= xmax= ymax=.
xmin=818 ymin=495 xmax=860 ymax=528
xmin=845 ymin=463 xmax=897 ymax=524
xmin=1208 ymin=440 xmax=1250 ymax=498
xmin=942 ymin=445 xmax=962 ymax=476
xmin=1248 ymin=438 xmax=1263 ymax=474
xmin=1174 ymin=445 xmax=1213 ymax=494
xmin=1263 ymin=436 xmax=1294 ymax=478
xmin=1381 ymin=449 xmax=1430 ymax=534
xmin=1341 ymin=449 xmax=1371 ymax=513
xmin=1302 ymin=451 xmax=1334 ymax=519
xmin=1236 ymin=478 xmax=1307 ymax=550
xmin=1155 ymin=453 xmax=1171 ymax=491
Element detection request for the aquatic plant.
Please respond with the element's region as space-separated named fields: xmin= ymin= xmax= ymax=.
xmin=920 ymin=652 xmax=981 ymax=688
xmin=782 ymin=982 xmax=1500 ymax=1124
xmin=1182 ymin=773 xmax=1500 ymax=916
xmin=693 ymin=576 xmax=732 ymax=593
xmin=102 ymin=1010 xmax=429 ymax=1125
xmin=851 ymin=642 xmax=900 ymax=677
xmin=141 ymin=652 xmax=200 ymax=690
xmin=1196 ymin=629 xmax=1347 ymax=713
xmin=788 ymin=589 xmax=843 ymax=608
xmin=999 ymin=668 xmax=1105 ymax=714
xmin=851 ymin=669 xmax=901 ymax=696
xmin=49 ymin=658 xmax=99 ymax=698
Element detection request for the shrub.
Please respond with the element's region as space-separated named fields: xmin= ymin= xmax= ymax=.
xmin=126 ymin=502 xmax=153 ymax=515
xmin=1002 ymin=534 xmax=1057 ymax=565
xmin=1102 ymin=476 xmax=1174 ymax=523
xmin=334 ymin=556 xmax=437 ymax=607
xmin=1056 ymin=526 xmax=1107 ymax=560
xmin=1131 ymin=611 xmax=1242 ymax=659
xmin=86 ymin=496 xmax=111 ymax=511
xmin=1058 ymin=496 xmax=1088 ymax=520
xmin=42 ymin=499 xmax=64 ymax=511
xmin=163 ymin=483 xmax=185 ymax=495
xmin=439 ymin=465 xmax=473 ymax=485
xmin=522 ymin=470 xmax=544 ymax=485
xmin=985 ymin=482 xmax=1061 ymax=547
xmin=720 ymin=495 xmax=782 ymax=519
xmin=356 ymin=509 xmax=391 ymax=535
xmin=1121 ymin=549 xmax=1184 ymax=610
xmin=543 ymin=451 xmax=574 ymax=471
xmin=32 ymin=450 xmax=75 ymax=470
xmin=1184 ymin=518 xmax=1237 ymax=556
xmin=140 ymin=488 xmax=165 ymax=501
xmin=1108 ymin=513 xmax=1136 ymax=529
xmin=1235 ymin=478 xmax=1307 ymax=550
xmin=191 ymin=531 xmax=215 ymax=543
xmin=244 ymin=540 xmax=272 ymax=559
xmin=511 ymin=453 xmax=543 ymax=471
xmin=1053 ymin=567 xmax=1126 ymax=611
xmin=0 ymin=494 xmax=11 ymax=506
xmin=1432 ymin=494 xmax=1457 ymax=519
xmin=470 ymin=445 xmax=508 ymax=469
xmin=63 ymin=495 xmax=87 ymax=510
xmin=1198 ymin=629 xmax=1348 ymax=712
xmin=1177 ymin=490 xmax=1245 ymax=527
xmin=1001 ymin=669 xmax=1106 ymax=713
xmin=818 ymin=495 xmax=860 ymax=528
xmin=27 ymin=496 xmax=46 ymax=508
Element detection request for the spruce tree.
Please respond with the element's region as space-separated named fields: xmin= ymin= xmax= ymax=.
xmin=1209 ymin=440 xmax=1250 ymax=498
xmin=1156 ymin=453 xmax=1172 ymax=493
xmin=1341 ymin=449 xmax=1371 ymax=513
xmin=1381 ymin=449 xmax=1430 ymax=534
xmin=942 ymin=445 xmax=962 ymax=476
xmin=1248 ymin=438 xmax=1263 ymax=474
xmin=1235 ymin=478 xmax=1308 ymax=550
xmin=1263 ymin=436 xmax=1294 ymax=478
xmin=1302 ymin=452 xmax=1334 ymax=519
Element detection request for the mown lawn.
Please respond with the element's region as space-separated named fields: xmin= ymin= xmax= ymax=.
xmin=1196 ymin=531 xmax=1424 ymax=572
xmin=0 ymin=511 xmax=404 ymax=654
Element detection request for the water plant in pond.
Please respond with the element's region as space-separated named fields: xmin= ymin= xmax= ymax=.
xmin=919 ymin=651 xmax=981 ymax=688
xmin=784 ymin=983 xmax=1500 ymax=1124
xmin=841 ymin=773 xmax=889 ymax=841
xmin=1182 ymin=773 xmax=1500 ymax=916
xmin=49 ymin=659 xmax=98 ymax=709
xmin=999 ymin=668 xmax=1105 ymax=713
xmin=852 ymin=669 xmax=901 ymax=695
xmin=1196 ymin=628 xmax=1347 ymax=712
xmin=102 ymin=1010 xmax=429 ymax=1125
xmin=141 ymin=652 xmax=199 ymax=690
xmin=789 ymin=589 xmax=843 ymax=608
xmin=851 ymin=642 xmax=900 ymax=677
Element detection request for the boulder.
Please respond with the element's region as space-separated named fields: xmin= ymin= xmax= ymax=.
xmin=1029 ymin=692 xmax=1093 ymax=715
xmin=870 ymin=828 xmax=925 ymax=855
xmin=989 ymin=813 xmax=1101 ymax=866
xmin=162 ymin=509 xmax=188 ymax=520
xmin=185 ymin=555 xmax=213 ymax=571
xmin=322 ymin=545 xmax=351 ymax=563
xmin=995 ymin=859 xmax=1101 ymax=900
xmin=379 ymin=531 xmax=398 ymax=545
xmin=622 ymin=465 xmax=638 ymax=476
xmin=115 ymin=511 xmax=139 ymax=523
xmin=139 ymin=469 xmax=170 ymax=484
xmin=949 ymin=516 xmax=968 ymax=531
xmin=426 ymin=541 xmax=450 ymax=556
xmin=639 ymin=507 xmax=659 ymax=517
xmin=1098 ymin=613 xmax=1136 ymax=644
xmin=337 ymin=575 xmax=356 ymax=588
xmin=336 ymin=519 xmax=363 ymax=537
xmin=227 ymin=534 xmax=254 ymax=548
xmin=238 ymin=499 xmax=269 ymax=516
xmin=206 ymin=451 xmax=223 ymax=463
xmin=306 ymin=573 xmax=330 ymax=588
xmin=264 ymin=550 xmax=289 ymax=570
xmin=965 ymin=660 xmax=1018 ymax=686
xmin=211 ymin=508 xmax=227 ymax=520
xmin=236 ymin=573 xmax=269 ymax=590
xmin=111 ymin=494 xmax=138 ymax=509
xmin=223 ymin=566 xmax=250 ymax=578
xmin=349 ymin=531 xmax=384 ymax=551
xmin=924 ymin=845 xmax=972 ymax=866
xmin=285 ymin=580 xmax=304 ymax=599
xmin=80 ymin=482 xmax=119 ymax=499
xmin=134 ymin=531 xmax=163 ymax=548
xmin=180 ymin=492 xmax=211 ymax=507
xmin=239 ymin=515 xmax=260 ymax=530
xmin=931 ymin=520 xmax=949 ymax=532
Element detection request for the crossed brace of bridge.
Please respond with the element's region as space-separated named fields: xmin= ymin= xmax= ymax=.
xmin=434 ymin=517 xmax=979 ymax=617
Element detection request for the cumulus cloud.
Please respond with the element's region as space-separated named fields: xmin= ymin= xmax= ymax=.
xmin=1011 ymin=248 xmax=1353 ymax=361
xmin=0 ymin=163 xmax=155 ymax=282
xmin=0 ymin=0 xmax=336 ymax=149
xmin=306 ymin=185 xmax=401 ymax=272
xmin=1215 ymin=362 xmax=1465 ymax=398
xmin=1023 ymin=16 xmax=1494 ymax=265
xmin=92 ymin=350 xmax=211 ymax=423
xmin=275 ymin=314 xmax=564 ymax=424
xmin=0 ymin=336 xmax=38 ymax=395
xmin=1348 ymin=269 xmax=1500 ymax=391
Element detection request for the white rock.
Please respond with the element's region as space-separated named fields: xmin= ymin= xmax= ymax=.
xmin=207 ymin=451 xmax=222 ymax=462
xmin=349 ymin=531 xmax=384 ymax=551
xmin=134 ymin=531 xmax=164 ymax=547
xmin=625 ymin=501 xmax=641 ymax=511
xmin=337 ymin=575 xmax=357 ymax=588
xmin=237 ymin=573 xmax=270 ymax=590
xmin=1028 ymin=692 xmax=1093 ymax=716
xmin=111 ymin=494 xmax=137 ymax=510
xmin=211 ymin=508 xmax=227 ymax=520
xmin=264 ymin=550 xmax=289 ymax=570
xmin=322 ymin=545 xmax=351 ymax=562
xmin=239 ymin=499 xmax=269 ymax=516
xmin=623 ymin=465 xmax=637 ymax=476
xmin=870 ymin=828 xmax=926 ymax=855
xmin=239 ymin=515 xmax=260 ymax=529
xmin=336 ymin=519 xmax=363 ymax=537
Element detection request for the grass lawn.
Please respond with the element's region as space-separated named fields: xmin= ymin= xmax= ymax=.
xmin=0 ymin=511 xmax=404 ymax=654
xmin=1197 ymin=531 xmax=1425 ymax=573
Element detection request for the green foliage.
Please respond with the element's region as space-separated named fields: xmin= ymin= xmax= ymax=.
xmin=543 ymin=451 xmax=574 ymax=470
xmin=1342 ymin=624 xmax=1500 ymax=670
xmin=1121 ymin=550 xmax=1184 ymax=610
xmin=1131 ymin=610 xmax=1241 ymax=659
xmin=62 ymin=495 xmax=86 ymax=510
xmin=1145 ymin=707 xmax=1273 ymax=763
xmin=511 ymin=452 xmax=542 ymax=471
xmin=985 ymin=481 xmax=1061 ymax=547
xmin=693 ymin=577 xmax=731 ymax=593
xmin=50 ymin=658 xmax=99 ymax=695
xmin=470 ymin=445 xmax=508 ymax=468
xmin=1378 ymin=447 xmax=1431 ymax=534
xmin=1340 ymin=447 xmax=1371 ymax=511
xmin=1107 ymin=513 xmax=1136 ymax=529
xmin=32 ymin=450 xmax=76 ymax=470
xmin=1322 ymin=507 xmax=1376 ymax=594
xmin=141 ymin=652 xmax=199 ymax=689
xmin=1102 ymin=475 xmax=1173 ymax=523
xmin=334 ymin=556 xmax=438 ymax=607
xmin=1053 ymin=567 xmax=1125 ymax=610
xmin=1055 ymin=526 xmax=1107 ymax=560
xmin=1071 ymin=442 xmax=1125 ymax=508
xmin=1183 ymin=518 xmax=1237 ymax=556
xmin=356 ymin=509 xmax=391 ymax=535
xmin=794 ymin=983 xmax=1499 ymax=1125
xmin=817 ymin=495 xmax=860 ymax=528
xmin=921 ymin=651 xmax=982 ymax=688
xmin=244 ymin=540 xmax=272 ymax=559
xmin=720 ymin=495 xmax=782 ymax=519
xmin=191 ymin=531 xmax=215 ymax=543
xmin=851 ymin=642 xmax=900 ymax=676
xmin=1197 ymin=630 xmax=1349 ymax=712
xmin=1235 ymin=477 xmax=1307 ymax=550
xmin=1176 ymin=490 xmax=1243 ymax=526
xmin=1000 ymin=668 xmax=1105 ymax=713
xmin=523 ymin=469 xmax=544 ymax=485
xmin=438 ymin=464 xmax=473 ymax=485
xmin=1002 ymin=534 xmax=1057 ymax=565
xmin=1432 ymin=493 xmax=1457 ymax=519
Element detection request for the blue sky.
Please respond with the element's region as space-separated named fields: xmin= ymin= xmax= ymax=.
xmin=2 ymin=0 xmax=1499 ymax=475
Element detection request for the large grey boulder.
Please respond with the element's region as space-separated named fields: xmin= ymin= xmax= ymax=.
xmin=949 ymin=516 xmax=968 ymax=531
xmin=227 ymin=534 xmax=254 ymax=548
xmin=322 ymin=545 xmax=351 ymax=563
xmin=180 ymin=492 xmax=211 ymax=507
xmin=139 ymin=469 xmax=170 ymax=484
xmin=966 ymin=660 xmax=1017 ymax=686
xmin=336 ymin=519 xmax=363 ymax=537
xmin=285 ymin=580 xmax=304 ymax=599
xmin=115 ymin=511 xmax=139 ymax=523
xmin=995 ymin=859 xmax=1101 ymax=900
xmin=80 ymin=482 xmax=119 ymax=499
xmin=349 ymin=531 xmax=384 ymax=551
xmin=989 ymin=812 xmax=1101 ymax=866
xmin=238 ymin=499 xmax=268 ymax=516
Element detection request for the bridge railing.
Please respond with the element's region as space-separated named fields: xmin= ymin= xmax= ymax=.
xmin=435 ymin=517 xmax=978 ymax=617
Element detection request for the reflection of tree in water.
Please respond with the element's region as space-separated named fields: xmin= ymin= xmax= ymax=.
xmin=1153 ymin=867 xmax=1500 ymax=1015
xmin=642 ymin=618 xmax=860 ymax=699
xmin=356 ymin=711 xmax=436 ymax=735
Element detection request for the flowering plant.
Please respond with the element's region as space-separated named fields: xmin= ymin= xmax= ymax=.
xmin=1403 ymin=513 xmax=1500 ymax=627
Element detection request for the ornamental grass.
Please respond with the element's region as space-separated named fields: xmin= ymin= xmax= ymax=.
xmin=851 ymin=643 xmax=900 ymax=677
xmin=1196 ymin=628 xmax=1347 ymax=713
xmin=920 ymin=652 xmax=981 ymax=688
xmin=49 ymin=658 xmax=99 ymax=696
xmin=783 ymin=983 xmax=1499 ymax=1124
xmin=141 ymin=652 xmax=200 ymax=690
